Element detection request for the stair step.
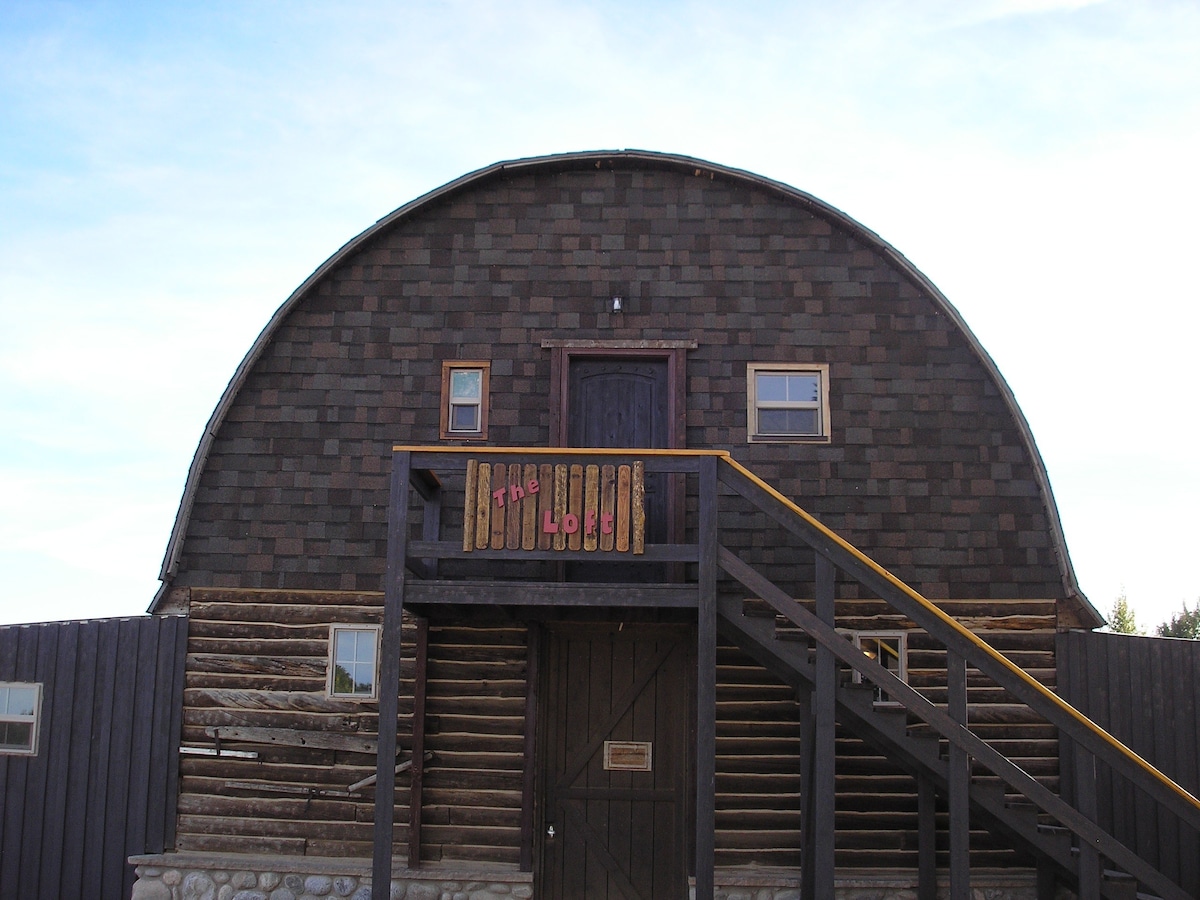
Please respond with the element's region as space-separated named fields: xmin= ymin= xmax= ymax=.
xmin=1033 ymin=823 xmax=1074 ymax=860
xmin=740 ymin=599 xmax=778 ymax=618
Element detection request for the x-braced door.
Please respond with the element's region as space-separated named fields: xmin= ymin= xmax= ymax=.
xmin=540 ymin=624 xmax=694 ymax=899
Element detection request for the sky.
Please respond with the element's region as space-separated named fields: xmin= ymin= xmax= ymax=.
xmin=1 ymin=0 xmax=1198 ymax=630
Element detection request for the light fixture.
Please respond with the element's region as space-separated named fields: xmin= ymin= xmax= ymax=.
xmin=611 ymin=297 xmax=623 ymax=312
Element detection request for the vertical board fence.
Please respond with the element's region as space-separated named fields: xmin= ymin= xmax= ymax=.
xmin=1057 ymin=629 xmax=1200 ymax=897
xmin=0 ymin=615 xmax=188 ymax=900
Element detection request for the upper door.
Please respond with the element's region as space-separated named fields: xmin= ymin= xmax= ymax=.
xmin=567 ymin=357 xmax=670 ymax=546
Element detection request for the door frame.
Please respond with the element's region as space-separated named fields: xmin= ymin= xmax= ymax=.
xmin=544 ymin=340 xmax=693 ymax=546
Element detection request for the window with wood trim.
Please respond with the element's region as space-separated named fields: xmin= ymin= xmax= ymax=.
xmin=328 ymin=626 xmax=381 ymax=699
xmin=850 ymin=631 xmax=908 ymax=706
xmin=0 ymin=682 xmax=42 ymax=755
xmin=440 ymin=361 xmax=490 ymax=440
xmin=747 ymin=363 xmax=830 ymax=442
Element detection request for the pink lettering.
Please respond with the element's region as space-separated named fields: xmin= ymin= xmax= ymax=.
xmin=562 ymin=513 xmax=579 ymax=534
xmin=492 ymin=488 xmax=507 ymax=507
xmin=601 ymin=513 xmax=614 ymax=534
xmin=542 ymin=509 xmax=559 ymax=533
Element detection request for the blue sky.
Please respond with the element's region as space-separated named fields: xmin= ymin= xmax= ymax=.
xmin=1 ymin=0 xmax=1198 ymax=629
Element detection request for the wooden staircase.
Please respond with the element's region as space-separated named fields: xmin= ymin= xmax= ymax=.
xmin=712 ymin=456 xmax=1200 ymax=900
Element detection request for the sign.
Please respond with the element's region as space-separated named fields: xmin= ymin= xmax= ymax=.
xmin=462 ymin=460 xmax=645 ymax=554
xmin=604 ymin=740 xmax=653 ymax=772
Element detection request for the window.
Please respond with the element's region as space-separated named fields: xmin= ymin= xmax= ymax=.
xmin=440 ymin=361 xmax=490 ymax=440
xmin=747 ymin=363 xmax=830 ymax=442
xmin=850 ymin=632 xmax=908 ymax=706
xmin=328 ymin=626 xmax=381 ymax=699
xmin=0 ymin=682 xmax=42 ymax=755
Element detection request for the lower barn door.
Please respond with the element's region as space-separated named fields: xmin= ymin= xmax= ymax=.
xmin=540 ymin=625 xmax=693 ymax=900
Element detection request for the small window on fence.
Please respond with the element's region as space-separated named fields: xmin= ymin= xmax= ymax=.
xmin=747 ymin=363 xmax=830 ymax=442
xmin=851 ymin=632 xmax=908 ymax=706
xmin=440 ymin=361 xmax=490 ymax=440
xmin=0 ymin=682 xmax=42 ymax=755
xmin=328 ymin=626 xmax=381 ymax=699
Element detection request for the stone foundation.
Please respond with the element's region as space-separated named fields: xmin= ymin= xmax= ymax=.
xmin=131 ymin=854 xmax=1048 ymax=900
xmin=128 ymin=853 xmax=532 ymax=900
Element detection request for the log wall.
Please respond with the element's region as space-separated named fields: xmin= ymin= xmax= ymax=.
xmin=172 ymin=588 xmax=1057 ymax=873
xmin=420 ymin=621 xmax=528 ymax=864
xmin=175 ymin=588 xmax=410 ymax=858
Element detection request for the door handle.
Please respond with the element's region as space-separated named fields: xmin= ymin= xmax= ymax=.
xmin=546 ymin=824 xmax=556 ymax=839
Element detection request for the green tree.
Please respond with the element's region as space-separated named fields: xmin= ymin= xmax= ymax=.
xmin=1156 ymin=600 xmax=1200 ymax=639
xmin=1108 ymin=592 xmax=1142 ymax=635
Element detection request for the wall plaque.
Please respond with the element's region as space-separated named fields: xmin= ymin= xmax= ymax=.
xmin=603 ymin=740 xmax=652 ymax=772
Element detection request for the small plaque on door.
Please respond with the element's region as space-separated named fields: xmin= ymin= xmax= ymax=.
xmin=603 ymin=740 xmax=652 ymax=771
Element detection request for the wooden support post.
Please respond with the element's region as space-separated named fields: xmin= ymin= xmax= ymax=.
xmin=918 ymin=774 xmax=937 ymax=900
xmin=947 ymin=650 xmax=970 ymax=900
xmin=372 ymin=450 xmax=412 ymax=897
xmin=1073 ymin=744 xmax=1101 ymax=898
xmin=695 ymin=456 xmax=718 ymax=900
xmin=810 ymin=554 xmax=836 ymax=900
xmin=798 ymin=685 xmax=816 ymax=900
xmin=519 ymin=622 xmax=541 ymax=872
xmin=1036 ymin=857 xmax=1057 ymax=900
xmin=407 ymin=617 xmax=429 ymax=869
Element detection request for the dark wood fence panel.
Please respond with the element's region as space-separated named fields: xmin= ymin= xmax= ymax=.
xmin=1058 ymin=629 xmax=1200 ymax=896
xmin=0 ymin=615 xmax=187 ymax=900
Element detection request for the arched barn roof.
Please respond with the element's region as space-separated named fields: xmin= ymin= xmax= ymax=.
xmin=153 ymin=149 xmax=1098 ymax=625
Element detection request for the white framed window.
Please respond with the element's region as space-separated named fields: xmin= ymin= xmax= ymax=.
xmin=440 ymin=361 xmax=490 ymax=440
xmin=747 ymin=363 xmax=830 ymax=442
xmin=328 ymin=625 xmax=381 ymax=699
xmin=0 ymin=682 xmax=42 ymax=756
xmin=851 ymin=631 xmax=908 ymax=706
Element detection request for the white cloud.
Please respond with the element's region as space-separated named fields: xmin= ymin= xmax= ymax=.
xmin=1 ymin=0 xmax=1199 ymax=626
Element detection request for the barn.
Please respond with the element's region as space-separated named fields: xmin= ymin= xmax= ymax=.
xmin=117 ymin=150 xmax=1200 ymax=900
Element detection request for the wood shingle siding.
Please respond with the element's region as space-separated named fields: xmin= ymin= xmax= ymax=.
xmin=163 ymin=157 xmax=1081 ymax=616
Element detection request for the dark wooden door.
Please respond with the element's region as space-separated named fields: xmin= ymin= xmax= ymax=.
xmin=540 ymin=625 xmax=692 ymax=900
xmin=567 ymin=357 xmax=670 ymax=579
xmin=567 ymin=357 xmax=668 ymax=542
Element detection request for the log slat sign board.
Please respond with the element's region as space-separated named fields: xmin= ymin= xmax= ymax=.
xmin=463 ymin=460 xmax=646 ymax=554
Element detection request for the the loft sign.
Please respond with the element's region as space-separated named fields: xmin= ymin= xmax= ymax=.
xmin=462 ymin=459 xmax=646 ymax=554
